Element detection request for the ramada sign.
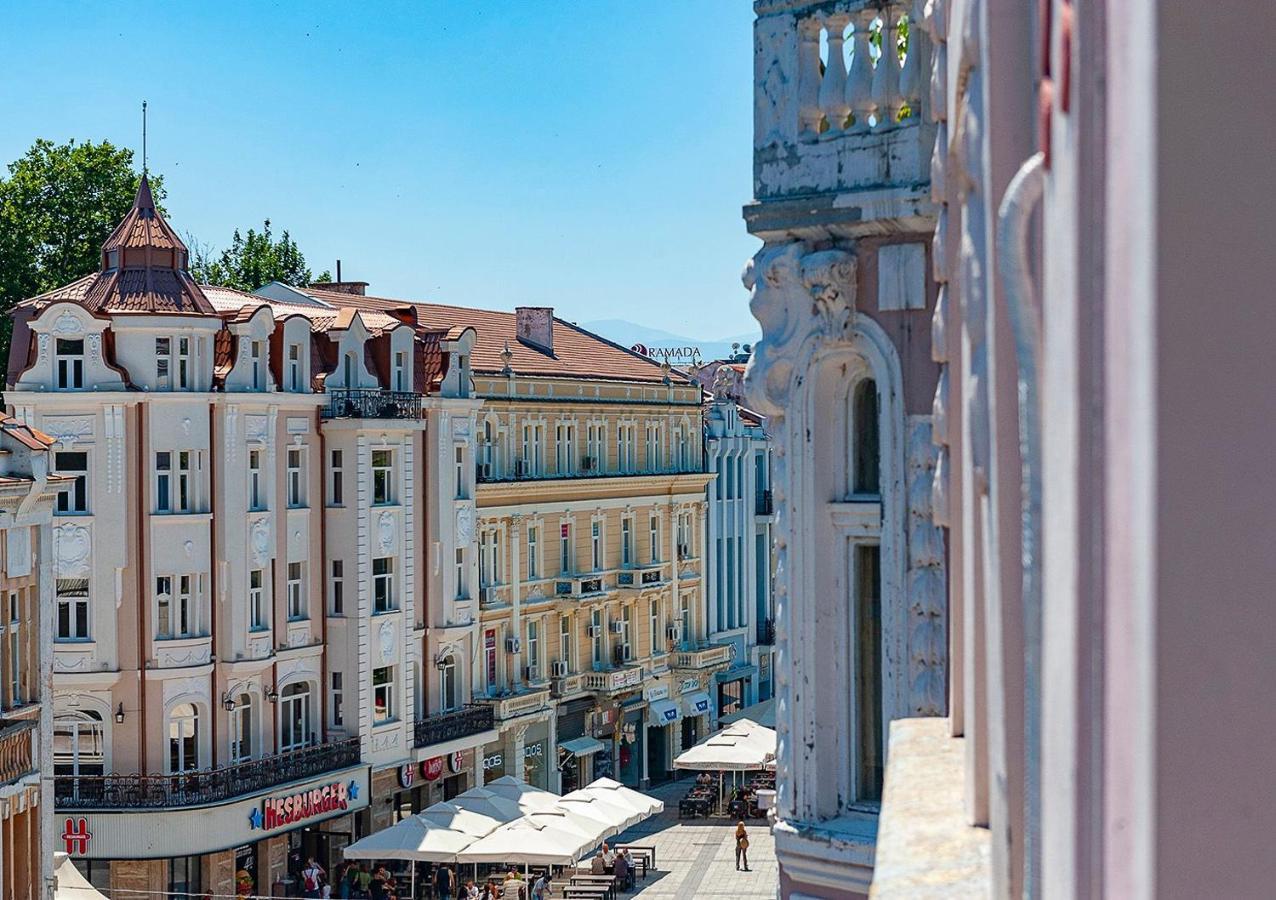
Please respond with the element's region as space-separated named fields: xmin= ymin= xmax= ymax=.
xmin=252 ymin=780 xmax=355 ymax=831
xmin=630 ymin=344 xmax=703 ymax=367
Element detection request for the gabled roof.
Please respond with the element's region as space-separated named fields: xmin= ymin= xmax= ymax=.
xmin=0 ymin=413 xmax=56 ymax=451
xmin=301 ymin=287 xmax=680 ymax=384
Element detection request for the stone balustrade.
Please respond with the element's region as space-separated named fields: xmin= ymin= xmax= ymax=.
xmin=476 ymin=687 xmax=552 ymax=721
xmin=581 ymin=664 xmax=645 ymax=695
xmin=671 ymin=643 xmax=734 ymax=671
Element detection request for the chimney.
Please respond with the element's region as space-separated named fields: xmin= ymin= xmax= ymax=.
xmin=309 ymin=281 xmax=369 ymax=296
xmin=515 ymin=307 xmax=554 ymax=355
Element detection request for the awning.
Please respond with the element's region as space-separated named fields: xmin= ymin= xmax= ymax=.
xmin=683 ymin=691 xmax=712 ymax=716
xmin=559 ymin=736 xmax=606 ymax=758
xmin=648 ymin=699 xmax=681 ymax=725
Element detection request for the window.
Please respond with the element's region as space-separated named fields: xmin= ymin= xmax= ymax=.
xmin=586 ymin=422 xmax=605 ymax=472
xmin=480 ymin=529 xmax=501 ymax=588
xmin=645 ymin=422 xmax=663 ymax=471
xmin=591 ymin=608 xmax=603 ymax=667
xmin=650 ymin=599 xmax=661 ymax=655
xmin=156 ymin=452 xmax=171 ymax=512
xmin=54 ymin=712 xmax=104 ymax=778
xmin=330 ymin=560 xmax=344 ymax=615
xmin=330 ymin=449 xmax=343 ymax=506
xmin=250 ymin=340 xmax=264 ymax=390
xmin=287 ymin=449 xmax=304 ymax=508
xmin=455 ymin=548 xmax=466 ymax=599
xmin=56 ymin=338 xmax=84 ymax=389
xmin=230 ymin=694 xmax=252 ymax=763
xmin=680 ymin=594 xmax=692 ymax=648
xmin=556 ymin=422 xmax=575 ymax=475
xmin=591 ymin=520 xmax=602 ymax=571
xmin=853 ymin=379 xmax=881 ymax=496
xmin=168 ymin=703 xmax=199 ymax=773
xmin=56 ymin=579 xmax=90 ymax=640
xmin=288 ymin=343 xmax=303 ymax=391
xmin=287 ymin=563 xmax=305 ymax=620
xmin=248 ymin=450 xmax=264 ymax=511
xmin=177 ymin=337 xmax=191 ymax=389
xmin=526 ymin=620 xmax=540 ymax=680
xmin=156 ymin=576 xmax=172 ymax=638
xmin=440 ymin=656 xmax=459 ymax=711
xmin=649 ymin=514 xmax=660 ymax=563
xmin=156 ymin=337 xmax=172 ymax=388
xmin=559 ymin=521 xmax=573 ymax=575
xmin=54 ymin=451 xmax=88 ymax=514
xmin=617 ymin=423 xmax=637 ymax=473
xmin=372 ymin=449 xmax=394 ymax=505
xmin=559 ymin=615 xmax=572 ymax=672
xmin=527 ymin=525 xmax=539 ymax=579
xmin=454 ymin=446 xmax=467 ymax=499
xmin=343 ymin=351 xmax=356 ymax=387
xmin=620 ymin=605 xmax=633 ymax=661
xmin=393 ymin=350 xmax=407 ymax=391
xmin=677 ymin=512 xmax=691 ymax=559
xmin=177 ymin=451 xmax=194 ymax=512
xmin=621 ymin=518 xmax=633 ymax=567
xmin=249 ymin=569 xmax=266 ymax=630
xmin=7 ymin=592 xmax=20 ymax=703
xmin=155 ymin=575 xmax=197 ymax=639
xmin=177 ymin=575 xmax=194 ymax=637
xmin=373 ymin=666 xmax=395 ymax=723
xmin=331 ymin=672 xmax=345 ymax=727
xmin=373 ymin=557 xmax=395 ymax=612
xmin=169 ymin=855 xmax=202 ymax=900
xmin=855 ymin=544 xmax=884 ymax=804
xmin=280 ymin=683 xmax=311 ymax=751
xmin=479 ymin=420 xmax=495 ymax=479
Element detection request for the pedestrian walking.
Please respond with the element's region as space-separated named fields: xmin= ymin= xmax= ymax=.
xmin=302 ymin=857 xmax=327 ymax=898
xmin=735 ymin=820 xmax=751 ymax=871
xmin=435 ymin=863 xmax=454 ymax=900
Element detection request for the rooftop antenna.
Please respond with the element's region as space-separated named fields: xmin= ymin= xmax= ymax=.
xmin=141 ymin=100 xmax=148 ymax=176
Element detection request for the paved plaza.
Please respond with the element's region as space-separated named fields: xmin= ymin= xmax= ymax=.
xmin=585 ymin=778 xmax=778 ymax=899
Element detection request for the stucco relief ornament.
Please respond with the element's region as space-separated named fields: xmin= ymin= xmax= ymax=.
xmin=378 ymin=620 xmax=396 ymax=664
xmin=250 ymin=518 xmax=270 ymax=565
xmin=54 ymin=524 xmax=91 ymax=578
xmin=52 ymin=312 xmax=83 ymax=335
xmin=455 ymin=506 xmax=475 ymax=545
xmin=86 ymin=334 xmax=102 ymax=362
xmin=377 ymin=511 xmax=395 ymax=553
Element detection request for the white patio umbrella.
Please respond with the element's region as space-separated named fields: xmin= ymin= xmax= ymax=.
xmin=524 ymin=807 xmax=606 ymax=845
xmin=481 ymin=774 xmax=563 ymax=813
xmin=54 ymin=853 xmax=109 ymax=900
xmin=419 ymin=801 xmax=510 ymax=837
xmin=578 ymin=777 xmax=665 ymax=817
xmin=342 ymin=814 xmax=478 ymax=862
xmin=457 ymin=815 xmax=596 ymax=866
xmin=447 ymin=786 xmax=524 ymax=823
xmin=555 ymin=789 xmax=645 ymax=836
xmin=673 ymin=719 xmax=776 ymax=771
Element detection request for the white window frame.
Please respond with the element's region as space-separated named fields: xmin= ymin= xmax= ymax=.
xmin=331 ymin=672 xmax=345 ymax=727
xmin=330 ymin=559 xmax=345 ymax=615
xmin=591 ymin=519 xmax=603 ymax=571
xmin=526 ymin=619 xmax=540 ymax=681
xmin=230 ymin=695 xmax=253 ymax=764
xmin=527 ymin=525 xmax=539 ymax=580
xmin=249 ymin=569 xmax=266 ymax=631
xmin=455 ymin=548 xmax=466 ymax=599
xmin=280 ymin=683 xmax=311 ymax=751
xmin=248 ymin=449 xmax=264 ymax=511
xmin=559 ymin=520 xmax=573 ymax=575
xmin=372 ymin=448 xmax=394 ymax=505
xmin=373 ymin=666 xmax=396 ymax=723
xmin=559 ymin=614 xmax=572 ymax=672
xmin=55 ymin=338 xmax=85 ymax=390
xmin=330 ymin=449 xmax=343 ymax=506
xmin=287 ymin=448 xmax=305 ymax=508
xmin=56 ymin=579 xmax=89 ymax=641
xmin=621 ymin=518 xmax=633 ymax=567
xmin=286 ymin=562 xmax=305 ymax=621
xmin=288 ymin=343 xmax=303 ymax=392
xmin=155 ymin=337 xmax=172 ymax=389
xmin=373 ymin=556 xmax=395 ymax=613
xmin=649 ymin=513 xmax=661 ymax=563
xmin=54 ymin=450 xmax=89 ymax=514
xmin=250 ymin=340 xmax=264 ymax=390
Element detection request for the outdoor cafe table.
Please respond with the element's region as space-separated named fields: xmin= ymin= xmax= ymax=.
xmin=570 ymin=874 xmax=618 ymax=899
xmin=561 ymin=885 xmax=611 ymax=900
xmin=617 ymin=842 xmax=657 ymax=871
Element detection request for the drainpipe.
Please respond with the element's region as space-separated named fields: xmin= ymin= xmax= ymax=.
xmin=209 ymin=402 xmax=218 ymax=764
xmin=135 ymin=405 xmax=149 ymax=773
xmin=996 ymin=151 xmax=1046 ymax=899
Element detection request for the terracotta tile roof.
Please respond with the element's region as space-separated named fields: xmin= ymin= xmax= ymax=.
xmin=0 ymin=413 xmax=55 ymax=451
xmin=303 ymin=288 xmax=681 ymax=384
xmin=28 ymin=275 xmax=96 ymax=306
xmin=102 ymin=176 xmax=185 ymax=253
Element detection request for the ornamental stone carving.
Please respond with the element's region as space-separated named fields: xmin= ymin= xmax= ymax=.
xmin=52 ymin=312 xmax=82 ymax=336
xmin=244 ymin=415 xmax=269 ymax=444
xmin=377 ymin=511 xmax=396 ymax=553
xmin=54 ymin=523 xmax=91 ymax=578
xmin=43 ymin=416 xmax=95 ymax=445
xmin=456 ymin=506 xmax=475 ymax=545
xmin=250 ymin=518 xmax=271 ymax=565
xmin=378 ymin=620 xmax=397 ymax=664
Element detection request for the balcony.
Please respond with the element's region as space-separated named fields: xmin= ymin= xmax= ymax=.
xmin=756 ymin=490 xmax=774 ymax=516
xmin=554 ymin=576 xmax=609 ymax=601
xmin=323 ymin=388 xmax=422 ymax=421
xmin=414 ymin=704 xmax=495 ymax=750
xmin=672 ymin=643 xmax=734 ymax=671
xmin=757 ymin=617 xmax=776 ymax=646
xmin=0 ymin=718 xmax=36 ymax=786
xmin=582 ymin=664 xmax=645 ymax=696
xmin=616 ymin=563 xmax=665 ymax=591
xmin=475 ymin=687 xmax=552 ymax=722
xmin=551 ymin=673 xmax=585 ymax=698
xmin=54 ymin=737 xmax=361 ymax=810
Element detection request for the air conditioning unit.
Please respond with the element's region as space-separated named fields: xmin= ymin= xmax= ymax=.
xmin=524 ymin=665 xmax=538 ymax=682
xmin=505 ymin=637 xmax=521 ymax=653
xmin=587 ymin=625 xmax=603 ymax=638
xmin=666 ymin=623 xmax=682 ymax=642
xmin=550 ymin=660 xmax=569 ymax=678
xmin=609 ymin=620 xmax=624 ymax=635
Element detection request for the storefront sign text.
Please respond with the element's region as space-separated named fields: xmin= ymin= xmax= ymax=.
xmin=483 ymin=752 xmax=503 ymax=770
xmin=422 ymin=756 xmax=444 ymax=781
xmin=251 ymin=780 xmax=354 ymax=831
xmin=644 ymin=685 xmax=669 ymax=702
xmin=398 ymin=764 xmax=415 ymax=789
xmin=448 ymin=750 xmax=465 ymax=773
xmin=62 ymin=817 xmax=92 ymax=854
xmin=679 ymin=678 xmax=700 ymax=694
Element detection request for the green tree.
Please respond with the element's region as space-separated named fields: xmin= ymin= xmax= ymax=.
xmin=0 ymin=138 xmax=159 ymax=373
xmin=189 ymin=220 xmax=330 ymax=292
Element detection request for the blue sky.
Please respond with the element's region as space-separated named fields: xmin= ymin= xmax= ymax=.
xmin=1 ymin=0 xmax=760 ymax=338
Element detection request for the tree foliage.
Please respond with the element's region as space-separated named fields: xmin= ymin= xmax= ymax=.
xmin=0 ymin=139 xmax=158 ymax=371
xmin=189 ymin=220 xmax=330 ymax=292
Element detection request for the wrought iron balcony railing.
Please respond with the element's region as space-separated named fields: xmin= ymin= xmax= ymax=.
xmin=0 ymin=718 xmax=36 ymax=786
xmin=54 ymin=737 xmax=360 ymax=810
xmin=323 ymin=388 xmax=422 ymax=420
xmin=414 ymin=704 xmax=495 ymax=749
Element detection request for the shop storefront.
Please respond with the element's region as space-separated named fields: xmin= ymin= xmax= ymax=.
xmin=58 ymin=763 xmax=370 ymax=898
xmin=716 ymin=672 xmax=748 ymax=718
xmin=593 ymin=704 xmax=618 ymax=781
xmin=646 ymin=696 xmax=680 ymax=784
xmin=482 ymin=741 xmax=508 ymax=780
xmin=680 ymin=680 xmax=712 ymax=752
xmin=617 ymin=694 xmax=647 ymax=787
xmin=521 ymin=720 xmax=551 ymax=789
xmin=555 ymin=698 xmax=597 ymax=793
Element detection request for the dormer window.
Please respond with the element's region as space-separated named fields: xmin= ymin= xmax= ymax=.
xmin=393 ymin=351 xmax=407 ymax=392
xmin=288 ymin=344 xmax=302 ymax=392
xmin=106 ymin=250 xmax=120 ymax=270
xmin=55 ymin=339 xmax=84 ymax=390
xmin=343 ymin=352 xmax=356 ymax=388
xmin=250 ymin=341 xmax=264 ymax=390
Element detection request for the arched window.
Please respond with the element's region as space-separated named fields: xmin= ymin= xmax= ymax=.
xmin=280 ymin=683 xmax=311 ymax=752
xmin=54 ymin=710 xmax=105 ymax=777
xmin=168 ymin=703 xmax=199 ymax=773
xmin=852 ymin=378 xmax=880 ymax=496
xmin=440 ymin=656 xmax=459 ymax=711
xmin=230 ymin=694 xmax=253 ymax=764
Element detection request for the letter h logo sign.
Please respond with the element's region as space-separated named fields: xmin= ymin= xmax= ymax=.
xmin=62 ymin=817 xmax=91 ymax=854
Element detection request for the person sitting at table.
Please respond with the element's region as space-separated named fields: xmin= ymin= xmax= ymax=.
xmin=590 ymin=851 xmax=607 ymax=875
xmin=613 ymin=849 xmax=631 ymax=891
xmin=601 ymin=842 xmax=615 ymax=868
xmin=501 ymin=869 xmax=527 ymax=900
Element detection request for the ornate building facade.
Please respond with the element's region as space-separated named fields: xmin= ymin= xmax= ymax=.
xmin=743 ymin=1 xmax=945 ymax=895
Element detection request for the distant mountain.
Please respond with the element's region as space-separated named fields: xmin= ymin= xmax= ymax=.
xmin=579 ymin=319 xmax=761 ymax=364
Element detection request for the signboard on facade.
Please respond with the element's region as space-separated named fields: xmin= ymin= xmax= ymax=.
xmin=607 ymin=668 xmax=643 ymax=691
xmin=483 ymin=751 xmax=504 ymax=771
xmin=679 ymin=678 xmax=700 ymax=695
xmin=448 ymin=750 xmax=466 ymax=774
xmin=630 ymin=344 xmax=704 ymax=367
xmin=644 ymin=684 xmax=669 ymax=702
xmin=56 ymin=765 xmax=370 ymax=859
xmin=422 ymin=756 xmax=444 ymax=781
xmin=398 ymin=764 xmax=415 ymax=789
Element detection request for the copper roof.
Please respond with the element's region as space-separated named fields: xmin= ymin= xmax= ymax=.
xmin=0 ymin=413 xmax=56 ymax=451
xmin=303 ymin=288 xmax=680 ymax=384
